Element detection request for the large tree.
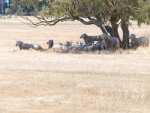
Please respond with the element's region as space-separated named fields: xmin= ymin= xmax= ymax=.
xmin=10 ymin=0 xmax=150 ymax=48
xmin=102 ymin=0 xmax=150 ymax=48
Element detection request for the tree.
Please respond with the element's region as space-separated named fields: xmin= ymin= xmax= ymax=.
xmin=11 ymin=0 xmax=150 ymax=49
xmin=103 ymin=0 xmax=150 ymax=48
xmin=11 ymin=0 xmax=114 ymax=36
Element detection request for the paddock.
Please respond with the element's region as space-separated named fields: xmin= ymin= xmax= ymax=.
xmin=0 ymin=16 xmax=150 ymax=112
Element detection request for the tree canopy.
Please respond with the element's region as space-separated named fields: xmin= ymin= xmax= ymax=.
xmin=10 ymin=0 xmax=150 ymax=48
xmin=10 ymin=0 xmax=150 ymax=25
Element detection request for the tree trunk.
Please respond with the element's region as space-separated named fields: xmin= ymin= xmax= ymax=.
xmin=121 ymin=19 xmax=129 ymax=49
xmin=95 ymin=14 xmax=110 ymax=35
xmin=105 ymin=25 xmax=114 ymax=37
xmin=110 ymin=16 xmax=121 ymax=42
xmin=99 ymin=22 xmax=109 ymax=35
xmin=111 ymin=21 xmax=120 ymax=39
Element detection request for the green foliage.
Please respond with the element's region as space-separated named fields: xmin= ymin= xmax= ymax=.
xmin=11 ymin=0 xmax=150 ymax=27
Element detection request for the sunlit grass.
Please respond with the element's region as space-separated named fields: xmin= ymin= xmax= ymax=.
xmin=0 ymin=17 xmax=150 ymax=112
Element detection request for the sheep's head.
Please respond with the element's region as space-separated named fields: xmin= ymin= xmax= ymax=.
xmin=129 ymin=34 xmax=136 ymax=46
xmin=92 ymin=41 xmax=99 ymax=49
xmin=128 ymin=34 xmax=136 ymax=40
xmin=80 ymin=33 xmax=86 ymax=39
xmin=65 ymin=41 xmax=73 ymax=48
xmin=16 ymin=41 xmax=23 ymax=46
xmin=77 ymin=42 xmax=83 ymax=46
xmin=101 ymin=33 xmax=108 ymax=40
xmin=47 ymin=39 xmax=53 ymax=49
xmin=128 ymin=34 xmax=137 ymax=47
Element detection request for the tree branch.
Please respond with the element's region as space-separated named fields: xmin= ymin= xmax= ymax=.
xmin=21 ymin=15 xmax=72 ymax=27
xmin=88 ymin=17 xmax=96 ymax=21
xmin=74 ymin=16 xmax=96 ymax=25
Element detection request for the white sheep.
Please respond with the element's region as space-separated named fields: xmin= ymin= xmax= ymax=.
xmin=101 ymin=33 xmax=120 ymax=51
xmin=47 ymin=39 xmax=72 ymax=52
xmin=128 ymin=34 xmax=149 ymax=47
xmin=16 ymin=41 xmax=43 ymax=51
xmin=84 ymin=41 xmax=101 ymax=52
xmin=69 ymin=42 xmax=85 ymax=53
xmin=80 ymin=33 xmax=103 ymax=45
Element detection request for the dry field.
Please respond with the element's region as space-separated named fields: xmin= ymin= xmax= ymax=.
xmin=0 ymin=16 xmax=150 ymax=113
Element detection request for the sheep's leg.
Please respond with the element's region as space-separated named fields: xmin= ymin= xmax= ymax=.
xmin=110 ymin=42 xmax=115 ymax=52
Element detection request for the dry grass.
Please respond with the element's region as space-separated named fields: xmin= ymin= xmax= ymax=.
xmin=0 ymin=16 xmax=150 ymax=113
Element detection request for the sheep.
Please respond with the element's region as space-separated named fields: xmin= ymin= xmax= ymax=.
xmin=47 ymin=39 xmax=65 ymax=49
xmin=128 ymin=34 xmax=149 ymax=47
xmin=101 ymin=33 xmax=120 ymax=51
xmin=47 ymin=39 xmax=54 ymax=49
xmin=69 ymin=42 xmax=85 ymax=53
xmin=54 ymin=41 xmax=72 ymax=52
xmin=101 ymin=40 xmax=106 ymax=50
xmin=16 ymin=40 xmax=43 ymax=51
xmin=84 ymin=41 xmax=101 ymax=52
xmin=97 ymin=42 xmax=103 ymax=51
xmin=64 ymin=41 xmax=73 ymax=48
xmin=58 ymin=43 xmax=63 ymax=45
xmin=80 ymin=33 xmax=103 ymax=45
xmin=47 ymin=39 xmax=72 ymax=52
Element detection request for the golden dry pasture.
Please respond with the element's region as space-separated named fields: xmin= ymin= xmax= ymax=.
xmin=0 ymin=16 xmax=150 ymax=113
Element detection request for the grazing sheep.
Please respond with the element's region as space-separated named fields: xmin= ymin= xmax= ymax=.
xmin=128 ymin=34 xmax=149 ymax=47
xmin=16 ymin=41 xmax=43 ymax=50
xmin=80 ymin=33 xmax=103 ymax=44
xmin=101 ymin=33 xmax=120 ymax=51
xmin=47 ymin=39 xmax=72 ymax=52
xmin=84 ymin=41 xmax=101 ymax=52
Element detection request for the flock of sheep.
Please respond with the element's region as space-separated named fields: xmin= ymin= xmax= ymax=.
xmin=16 ymin=33 xmax=149 ymax=53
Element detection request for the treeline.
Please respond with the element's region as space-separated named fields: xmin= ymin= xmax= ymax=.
xmin=0 ymin=0 xmax=35 ymax=15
